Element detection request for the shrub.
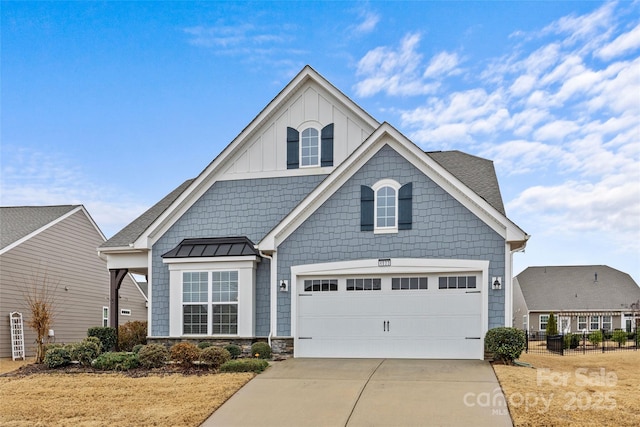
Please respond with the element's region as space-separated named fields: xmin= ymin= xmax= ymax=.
xmin=44 ymin=347 xmax=71 ymax=368
xmin=200 ymin=347 xmax=231 ymax=369
xmin=484 ymin=327 xmax=525 ymax=365
xmin=563 ymin=333 xmax=580 ymax=350
xmin=138 ymin=344 xmax=169 ymax=368
xmin=70 ymin=338 xmax=102 ymax=366
xmin=250 ymin=342 xmax=272 ymax=360
xmin=92 ymin=352 xmax=140 ymax=371
xmin=546 ymin=313 xmax=558 ymax=336
xmin=220 ymin=359 xmax=269 ymax=373
xmin=612 ymin=330 xmax=628 ymax=347
xmin=118 ymin=321 xmax=148 ymax=352
xmin=170 ymin=342 xmax=200 ymax=366
xmin=588 ymin=330 xmax=603 ymax=347
xmin=197 ymin=341 xmax=213 ymax=349
xmin=224 ymin=344 xmax=242 ymax=359
xmin=132 ymin=344 xmax=144 ymax=354
xmin=88 ymin=327 xmax=117 ymax=352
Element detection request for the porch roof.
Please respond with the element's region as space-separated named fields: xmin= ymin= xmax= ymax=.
xmin=161 ymin=236 xmax=259 ymax=259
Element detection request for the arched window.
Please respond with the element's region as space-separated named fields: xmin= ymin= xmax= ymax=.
xmin=376 ymin=186 xmax=397 ymax=228
xmin=300 ymin=128 xmax=319 ymax=167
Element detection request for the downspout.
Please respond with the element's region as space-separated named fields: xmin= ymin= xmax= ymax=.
xmin=257 ymin=249 xmax=274 ymax=348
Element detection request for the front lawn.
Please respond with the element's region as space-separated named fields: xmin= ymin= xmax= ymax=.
xmin=0 ymin=370 xmax=253 ymax=426
xmin=493 ymin=351 xmax=640 ymax=427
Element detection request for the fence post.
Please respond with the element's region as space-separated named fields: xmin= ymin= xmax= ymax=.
xmin=582 ymin=330 xmax=586 ymax=354
xmin=560 ymin=333 xmax=564 ymax=356
xmin=525 ymin=330 xmax=529 ymax=353
xmin=602 ymin=329 xmax=606 ymax=353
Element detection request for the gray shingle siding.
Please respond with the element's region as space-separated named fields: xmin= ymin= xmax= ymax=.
xmin=276 ymin=145 xmax=506 ymax=335
xmin=150 ymin=175 xmax=326 ymax=336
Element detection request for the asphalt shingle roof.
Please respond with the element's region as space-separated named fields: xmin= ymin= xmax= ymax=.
xmin=516 ymin=265 xmax=640 ymax=311
xmin=426 ymin=150 xmax=505 ymax=215
xmin=100 ymin=179 xmax=194 ymax=248
xmin=0 ymin=205 xmax=79 ymax=250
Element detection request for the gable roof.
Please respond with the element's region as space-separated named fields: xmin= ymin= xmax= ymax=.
xmin=258 ymin=122 xmax=528 ymax=251
xmin=1 ymin=205 xmax=81 ymax=252
xmin=426 ymin=151 xmax=505 ymax=215
xmin=100 ymin=179 xmax=194 ymax=249
xmin=516 ymin=265 xmax=640 ymax=311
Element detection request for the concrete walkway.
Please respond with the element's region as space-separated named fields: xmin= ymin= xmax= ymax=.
xmin=202 ymin=358 xmax=513 ymax=427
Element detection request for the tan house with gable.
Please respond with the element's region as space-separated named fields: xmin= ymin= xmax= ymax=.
xmin=0 ymin=205 xmax=147 ymax=358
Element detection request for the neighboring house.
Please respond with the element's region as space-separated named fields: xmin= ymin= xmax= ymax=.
xmin=0 ymin=205 xmax=147 ymax=358
xmin=98 ymin=66 xmax=529 ymax=360
xmin=513 ymin=265 xmax=640 ymax=337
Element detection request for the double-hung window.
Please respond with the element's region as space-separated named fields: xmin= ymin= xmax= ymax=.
xmin=300 ymin=128 xmax=320 ymax=167
xmin=590 ymin=316 xmax=600 ymax=330
xmin=212 ymin=271 xmax=238 ymax=334
xmin=578 ymin=316 xmax=588 ymax=331
xmin=182 ymin=271 xmax=239 ymax=335
xmin=183 ymin=272 xmax=208 ymax=334
xmin=601 ymin=315 xmax=612 ymax=331
xmin=539 ymin=315 xmax=549 ymax=332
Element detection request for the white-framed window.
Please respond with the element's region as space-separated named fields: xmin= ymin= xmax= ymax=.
xmin=102 ymin=307 xmax=109 ymax=327
xmin=300 ymin=127 xmax=320 ymax=167
xmin=392 ymin=277 xmax=428 ymax=290
xmin=578 ymin=315 xmax=588 ymax=330
xmin=304 ymin=279 xmax=338 ymax=292
xmin=372 ymin=179 xmax=400 ymax=233
xmin=120 ymin=309 xmax=132 ymax=316
xmin=165 ymin=257 xmax=257 ymax=338
xmin=602 ymin=315 xmax=612 ymax=331
xmin=347 ymin=278 xmax=382 ymax=291
xmin=590 ymin=316 xmax=600 ymax=330
xmin=539 ymin=314 xmax=549 ymax=332
xmin=438 ymin=276 xmax=477 ymax=289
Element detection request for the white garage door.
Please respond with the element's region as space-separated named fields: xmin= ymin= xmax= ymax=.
xmin=296 ymin=275 xmax=483 ymax=359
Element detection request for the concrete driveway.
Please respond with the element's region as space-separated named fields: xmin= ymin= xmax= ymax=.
xmin=202 ymin=358 xmax=512 ymax=427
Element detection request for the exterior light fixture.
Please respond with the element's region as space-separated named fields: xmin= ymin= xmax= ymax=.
xmin=280 ymin=280 xmax=288 ymax=292
xmin=492 ymin=277 xmax=502 ymax=290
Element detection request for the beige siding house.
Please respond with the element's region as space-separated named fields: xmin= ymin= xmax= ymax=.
xmin=513 ymin=265 xmax=640 ymax=337
xmin=0 ymin=205 xmax=147 ymax=358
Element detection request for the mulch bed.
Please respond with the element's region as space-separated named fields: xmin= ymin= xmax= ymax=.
xmin=1 ymin=362 xmax=225 ymax=378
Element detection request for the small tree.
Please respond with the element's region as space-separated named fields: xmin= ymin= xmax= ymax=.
xmin=546 ymin=313 xmax=558 ymax=336
xmin=23 ymin=271 xmax=60 ymax=363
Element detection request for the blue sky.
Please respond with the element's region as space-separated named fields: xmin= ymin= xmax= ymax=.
xmin=2 ymin=1 xmax=639 ymax=283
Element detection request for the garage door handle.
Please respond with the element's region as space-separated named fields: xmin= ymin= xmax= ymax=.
xmin=383 ymin=321 xmax=390 ymax=332
xmin=299 ymin=337 xmax=313 ymax=340
xmin=466 ymin=291 xmax=481 ymax=294
xmin=465 ymin=337 xmax=481 ymax=339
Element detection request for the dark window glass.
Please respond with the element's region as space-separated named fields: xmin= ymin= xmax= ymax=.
xmin=439 ymin=277 xmax=447 ymax=289
xmin=457 ymin=276 xmax=467 ymax=289
xmin=448 ymin=277 xmax=457 ymax=289
xmin=468 ymin=277 xmax=476 ymax=289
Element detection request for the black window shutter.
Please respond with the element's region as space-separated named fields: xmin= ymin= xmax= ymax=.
xmin=398 ymin=183 xmax=413 ymax=230
xmin=321 ymin=123 xmax=334 ymax=167
xmin=287 ymin=127 xmax=299 ymax=169
xmin=361 ymin=185 xmax=374 ymax=231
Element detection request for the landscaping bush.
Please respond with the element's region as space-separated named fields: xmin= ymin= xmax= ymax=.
xmin=92 ymin=352 xmax=140 ymax=371
xmin=563 ymin=333 xmax=580 ymax=350
xmin=118 ymin=321 xmax=147 ymax=351
xmin=44 ymin=347 xmax=71 ymax=368
xmin=612 ymin=329 xmax=628 ymax=347
xmin=250 ymin=342 xmax=272 ymax=359
xmin=138 ymin=343 xmax=169 ymax=368
xmin=484 ymin=327 xmax=525 ymax=365
xmin=200 ymin=347 xmax=231 ymax=369
xmin=546 ymin=313 xmax=558 ymax=336
xmin=70 ymin=338 xmax=102 ymax=366
xmin=170 ymin=342 xmax=200 ymax=366
xmin=132 ymin=344 xmax=144 ymax=354
xmin=88 ymin=327 xmax=117 ymax=352
xmin=220 ymin=359 xmax=269 ymax=373
xmin=197 ymin=341 xmax=213 ymax=349
xmin=224 ymin=344 xmax=242 ymax=359
xmin=588 ymin=330 xmax=603 ymax=347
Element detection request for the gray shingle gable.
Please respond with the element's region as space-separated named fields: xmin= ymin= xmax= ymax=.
xmin=0 ymin=205 xmax=79 ymax=250
xmin=516 ymin=265 xmax=640 ymax=311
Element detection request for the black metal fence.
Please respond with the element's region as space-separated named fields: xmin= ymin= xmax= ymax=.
xmin=525 ymin=328 xmax=638 ymax=355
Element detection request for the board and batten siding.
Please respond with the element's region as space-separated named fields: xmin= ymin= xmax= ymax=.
xmin=0 ymin=210 xmax=147 ymax=358
xmin=222 ymin=82 xmax=375 ymax=177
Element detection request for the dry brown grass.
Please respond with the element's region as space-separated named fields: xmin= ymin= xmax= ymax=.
xmin=0 ymin=370 xmax=254 ymax=426
xmin=0 ymin=358 xmax=34 ymax=375
xmin=493 ymin=351 xmax=640 ymax=427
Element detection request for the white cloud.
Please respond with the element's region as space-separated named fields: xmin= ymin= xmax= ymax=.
xmin=423 ymin=52 xmax=461 ymax=78
xmin=353 ymin=10 xmax=380 ymax=34
xmin=596 ymin=22 xmax=640 ymax=60
xmin=0 ymin=146 xmax=149 ymax=238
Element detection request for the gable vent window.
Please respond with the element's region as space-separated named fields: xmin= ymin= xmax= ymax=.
xmin=361 ymin=180 xmax=412 ymax=233
xmin=287 ymin=124 xmax=333 ymax=169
